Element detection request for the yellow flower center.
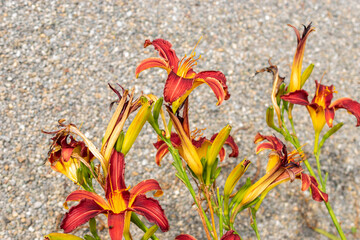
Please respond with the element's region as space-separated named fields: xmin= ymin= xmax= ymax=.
xmin=108 ymin=190 xmax=127 ymax=214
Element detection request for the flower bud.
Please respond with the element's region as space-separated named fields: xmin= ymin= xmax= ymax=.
xmin=224 ymin=159 xmax=251 ymax=197
xmin=207 ymin=125 xmax=231 ymax=167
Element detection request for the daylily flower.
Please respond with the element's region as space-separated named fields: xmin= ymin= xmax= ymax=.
xmin=288 ymin=23 xmax=315 ymax=92
xmin=60 ymin=151 xmax=169 ymax=239
xmin=154 ymin=112 xmax=238 ymax=174
xmin=135 ymin=38 xmax=230 ymax=110
xmin=176 ymin=230 xmax=241 ymax=240
xmin=281 ymin=80 xmax=360 ymax=134
xmin=239 ymin=133 xmax=327 ymax=208
xmin=43 ymin=128 xmax=94 ymax=184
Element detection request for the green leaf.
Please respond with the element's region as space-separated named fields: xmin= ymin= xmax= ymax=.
xmin=319 ymin=122 xmax=344 ymax=150
xmin=115 ymin=131 xmax=125 ymax=152
xmin=83 ymin=235 xmax=95 ymax=240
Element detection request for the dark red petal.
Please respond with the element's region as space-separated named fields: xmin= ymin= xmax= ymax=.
xmin=325 ymin=107 xmax=335 ymax=127
xmin=131 ymin=179 xmax=163 ymax=201
xmin=164 ymin=71 xmax=194 ymax=103
xmin=211 ymin=134 xmax=239 ymax=158
xmin=192 ymin=137 xmax=206 ymax=148
xmin=65 ymin=190 xmax=109 ymax=209
xmin=300 ymin=173 xmax=328 ymax=202
xmin=329 ymin=97 xmax=360 ymax=127
xmin=106 ymin=151 xmax=126 ymax=199
xmin=175 ymin=234 xmax=197 ymax=240
xmin=61 ymin=199 xmax=105 ymax=233
xmin=221 ymin=230 xmax=241 ymax=240
xmin=300 ymin=173 xmax=311 ymax=191
xmin=108 ymin=212 xmax=125 ymax=240
xmin=255 ymin=142 xmax=275 ymax=154
xmin=155 ymin=142 xmax=170 ymax=166
xmin=145 ymin=39 xmax=179 ymax=69
xmin=281 ymin=90 xmax=310 ymax=105
xmin=132 ymin=195 xmax=169 ymax=232
xmin=313 ymin=80 xmax=334 ymax=107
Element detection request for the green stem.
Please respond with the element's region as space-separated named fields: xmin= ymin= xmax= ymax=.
xmin=250 ymin=208 xmax=261 ymax=240
xmin=314 ymin=132 xmax=325 ymax=190
xmin=325 ymin=201 xmax=347 ymax=240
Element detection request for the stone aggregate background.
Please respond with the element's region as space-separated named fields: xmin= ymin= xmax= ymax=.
xmin=1 ymin=0 xmax=360 ymax=239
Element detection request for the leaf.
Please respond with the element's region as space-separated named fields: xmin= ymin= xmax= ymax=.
xmin=44 ymin=233 xmax=83 ymax=240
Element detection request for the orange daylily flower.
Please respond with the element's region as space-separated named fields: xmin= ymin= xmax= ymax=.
xmin=135 ymin=39 xmax=230 ymax=110
xmin=281 ymin=80 xmax=360 ymax=134
xmin=60 ymin=151 xmax=169 ymax=239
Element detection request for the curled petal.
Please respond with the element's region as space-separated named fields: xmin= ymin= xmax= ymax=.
xmin=106 ymin=151 xmax=126 ymax=199
xmin=65 ymin=190 xmax=109 ymax=210
xmin=281 ymin=90 xmax=310 ymax=106
xmin=325 ymin=107 xmax=335 ymax=127
xmin=164 ymin=71 xmax=194 ymax=103
xmin=108 ymin=212 xmax=125 ymax=240
xmin=221 ymin=230 xmax=241 ymax=240
xmin=144 ymin=39 xmax=179 ymax=69
xmin=132 ymin=195 xmax=169 ymax=232
xmin=175 ymin=234 xmax=197 ymax=240
xmin=135 ymin=57 xmax=170 ymax=77
xmin=130 ymin=179 xmax=163 ymax=205
xmin=195 ymin=71 xmax=230 ymax=105
xmin=329 ymin=97 xmax=360 ymax=127
xmin=61 ymin=199 xmax=105 ymax=233
xmin=155 ymin=142 xmax=170 ymax=166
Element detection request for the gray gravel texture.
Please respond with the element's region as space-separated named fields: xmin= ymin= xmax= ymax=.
xmin=1 ymin=0 xmax=360 ymax=239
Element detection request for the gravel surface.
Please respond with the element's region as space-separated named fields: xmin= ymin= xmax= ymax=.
xmin=1 ymin=0 xmax=360 ymax=239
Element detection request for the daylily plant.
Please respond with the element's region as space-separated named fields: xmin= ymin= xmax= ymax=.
xmin=60 ymin=150 xmax=169 ymax=239
xmin=135 ymin=38 xmax=230 ymax=110
xmin=281 ymin=80 xmax=360 ymax=134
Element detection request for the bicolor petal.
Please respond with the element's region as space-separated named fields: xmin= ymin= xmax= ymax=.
xmin=130 ymin=179 xmax=163 ymax=205
xmin=65 ymin=190 xmax=109 ymax=210
xmin=135 ymin=57 xmax=171 ymax=77
xmin=143 ymin=39 xmax=179 ymax=69
xmin=281 ymin=90 xmax=310 ymax=105
xmin=106 ymin=151 xmax=126 ymax=199
xmin=329 ymin=97 xmax=360 ymax=127
xmin=300 ymin=173 xmax=328 ymax=202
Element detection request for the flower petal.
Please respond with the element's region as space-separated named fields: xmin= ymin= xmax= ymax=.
xmin=144 ymin=39 xmax=179 ymax=69
xmin=195 ymin=71 xmax=230 ymax=105
xmin=221 ymin=230 xmax=241 ymax=240
xmin=135 ymin=57 xmax=171 ymax=77
xmin=281 ymin=90 xmax=310 ymax=105
xmin=61 ymin=199 xmax=105 ymax=233
xmin=154 ymin=142 xmax=170 ymax=166
xmin=132 ymin=195 xmax=169 ymax=232
xmin=130 ymin=179 xmax=163 ymax=205
xmin=65 ymin=190 xmax=109 ymax=210
xmin=300 ymin=173 xmax=328 ymax=202
xmin=164 ymin=71 xmax=194 ymax=103
xmin=106 ymin=151 xmax=126 ymax=199
xmin=329 ymin=97 xmax=360 ymax=127
xmin=175 ymin=234 xmax=197 ymax=240
xmin=325 ymin=107 xmax=335 ymax=127
xmin=108 ymin=212 xmax=125 ymax=240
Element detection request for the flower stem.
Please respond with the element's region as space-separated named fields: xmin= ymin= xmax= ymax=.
xmin=250 ymin=208 xmax=261 ymax=240
xmin=204 ymin=186 xmax=218 ymax=239
xmin=325 ymin=201 xmax=347 ymax=240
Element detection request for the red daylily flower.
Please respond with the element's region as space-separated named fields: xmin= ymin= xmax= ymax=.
xmin=176 ymin=230 xmax=241 ymax=240
xmin=240 ymin=133 xmax=328 ymax=206
xmin=154 ymin=131 xmax=238 ymax=167
xmin=135 ymin=39 xmax=230 ymax=109
xmin=281 ymin=80 xmax=360 ymax=134
xmin=44 ymin=128 xmax=94 ymax=183
xmin=60 ymin=151 xmax=169 ymax=239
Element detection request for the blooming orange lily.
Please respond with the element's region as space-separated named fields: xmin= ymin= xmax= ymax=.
xmin=281 ymin=80 xmax=360 ymax=134
xmin=60 ymin=151 xmax=169 ymax=239
xmin=135 ymin=39 xmax=230 ymax=110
